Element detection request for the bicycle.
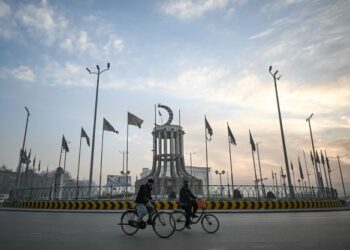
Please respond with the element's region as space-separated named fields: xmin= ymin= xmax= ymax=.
xmin=119 ymin=206 xmax=176 ymax=238
xmin=172 ymin=205 xmax=220 ymax=233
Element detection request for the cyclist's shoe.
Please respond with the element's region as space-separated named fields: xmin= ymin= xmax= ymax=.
xmin=185 ymin=224 xmax=191 ymax=230
xmin=191 ymin=214 xmax=198 ymax=218
xmin=129 ymin=220 xmax=139 ymax=227
xmin=147 ymin=219 xmax=153 ymax=225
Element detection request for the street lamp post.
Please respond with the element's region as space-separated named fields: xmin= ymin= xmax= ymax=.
xmin=306 ymin=113 xmax=324 ymax=198
xmin=269 ymin=66 xmax=294 ymax=199
xmin=86 ymin=63 xmax=110 ymax=195
xmin=329 ymin=154 xmax=348 ymax=198
xmin=119 ymin=150 xmax=129 ymax=199
xmin=186 ymin=151 xmax=196 ymax=176
xmin=16 ymin=107 xmax=30 ymax=187
xmin=215 ymin=170 xmax=225 ymax=198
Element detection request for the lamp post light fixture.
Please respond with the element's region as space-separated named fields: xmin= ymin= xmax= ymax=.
xmin=86 ymin=63 xmax=110 ymax=196
xmin=215 ymin=170 xmax=225 ymax=198
xmin=186 ymin=151 xmax=196 ymax=176
xmin=269 ymin=66 xmax=294 ymax=199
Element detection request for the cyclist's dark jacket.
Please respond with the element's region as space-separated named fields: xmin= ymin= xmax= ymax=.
xmin=135 ymin=184 xmax=152 ymax=204
xmin=179 ymin=186 xmax=197 ymax=205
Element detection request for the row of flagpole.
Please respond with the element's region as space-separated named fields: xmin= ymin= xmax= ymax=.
xmin=58 ymin=112 xmax=143 ymax=198
xmin=204 ymin=115 xmax=339 ymax=199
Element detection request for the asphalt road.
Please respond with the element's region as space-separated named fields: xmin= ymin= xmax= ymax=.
xmin=1 ymin=210 xmax=349 ymax=250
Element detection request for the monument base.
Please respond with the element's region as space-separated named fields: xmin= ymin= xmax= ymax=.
xmin=135 ymin=177 xmax=203 ymax=200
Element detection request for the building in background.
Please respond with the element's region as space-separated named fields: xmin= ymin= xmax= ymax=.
xmin=0 ymin=166 xmax=16 ymax=194
xmin=107 ymin=175 xmax=131 ymax=187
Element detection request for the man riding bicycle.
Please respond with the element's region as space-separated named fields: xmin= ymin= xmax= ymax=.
xmin=179 ymin=180 xmax=198 ymax=229
xmin=135 ymin=178 xmax=155 ymax=225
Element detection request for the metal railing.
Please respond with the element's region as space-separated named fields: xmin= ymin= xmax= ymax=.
xmin=9 ymin=184 xmax=337 ymax=201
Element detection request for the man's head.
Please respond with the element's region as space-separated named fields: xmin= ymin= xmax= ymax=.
xmin=183 ymin=180 xmax=189 ymax=187
xmin=147 ymin=178 xmax=154 ymax=188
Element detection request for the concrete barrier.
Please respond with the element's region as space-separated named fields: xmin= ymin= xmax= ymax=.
xmin=6 ymin=199 xmax=342 ymax=210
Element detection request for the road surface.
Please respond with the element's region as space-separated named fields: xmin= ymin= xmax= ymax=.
xmin=0 ymin=210 xmax=349 ymax=250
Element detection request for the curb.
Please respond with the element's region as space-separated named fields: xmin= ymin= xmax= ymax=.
xmin=4 ymin=199 xmax=342 ymax=210
xmin=1 ymin=207 xmax=349 ymax=214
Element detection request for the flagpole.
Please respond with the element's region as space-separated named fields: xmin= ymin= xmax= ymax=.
xmin=315 ymin=152 xmax=325 ymax=198
xmin=279 ymin=169 xmax=283 ymax=197
xmin=321 ymin=151 xmax=330 ymax=197
xmin=45 ymin=165 xmax=48 ymax=187
xmin=256 ymin=141 xmax=265 ymax=198
xmin=310 ymin=151 xmax=319 ymax=190
xmin=126 ymin=116 xmax=129 ymax=195
xmin=303 ymin=150 xmax=311 ymax=189
xmin=24 ymin=162 xmax=29 ymax=188
xmin=99 ymin=129 xmax=105 ymax=199
xmin=58 ymin=143 xmax=63 ymax=169
xmin=205 ymin=115 xmax=210 ymax=198
xmin=325 ymin=151 xmax=334 ymax=199
xmin=154 ymin=104 xmax=158 ymax=199
xmin=63 ymin=150 xmax=67 ymax=172
xmin=76 ymin=135 xmax=83 ymax=187
xmin=291 ymin=164 xmax=296 ymax=187
xmin=61 ymin=149 xmax=67 ymax=195
xmin=274 ymin=172 xmax=279 ymax=198
xmin=249 ymin=130 xmax=260 ymax=200
xmin=251 ymin=145 xmax=260 ymax=200
xmin=227 ymin=123 xmax=234 ymax=197
xmin=338 ymin=155 xmax=347 ymax=198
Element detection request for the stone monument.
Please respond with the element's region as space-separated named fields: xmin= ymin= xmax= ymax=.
xmin=135 ymin=104 xmax=203 ymax=198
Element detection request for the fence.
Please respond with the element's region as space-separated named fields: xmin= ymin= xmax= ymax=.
xmin=9 ymin=184 xmax=337 ymax=201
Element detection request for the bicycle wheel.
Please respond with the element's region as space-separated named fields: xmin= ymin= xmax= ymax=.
xmin=171 ymin=210 xmax=186 ymax=231
xmin=152 ymin=212 xmax=176 ymax=238
xmin=201 ymin=214 xmax=219 ymax=233
xmin=120 ymin=210 xmax=139 ymax=236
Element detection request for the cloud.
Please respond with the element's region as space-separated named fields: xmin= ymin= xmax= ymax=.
xmin=0 ymin=1 xmax=11 ymax=17
xmin=0 ymin=65 xmax=36 ymax=82
xmin=249 ymin=0 xmax=350 ymax=83
xmin=42 ymin=61 xmax=92 ymax=87
xmin=261 ymin=0 xmax=304 ymax=13
xmin=103 ymin=35 xmax=124 ymax=53
xmin=161 ymin=0 xmax=230 ymax=19
xmin=249 ymin=28 xmax=274 ymax=40
xmin=11 ymin=66 xmax=36 ymax=82
xmin=15 ymin=0 xmax=67 ymax=44
xmin=0 ymin=1 xmax=124 ymax=57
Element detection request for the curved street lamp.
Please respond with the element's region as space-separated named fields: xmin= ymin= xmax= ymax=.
xmin=86 ymin=63 xmax=110 ymax=196
xmin=215 ymin=170 xmax=225 ymax=198
xmin=269 ymin=66 xmax=294 ymax=199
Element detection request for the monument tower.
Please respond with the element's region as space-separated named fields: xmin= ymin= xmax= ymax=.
xmin=136 ymin=104 xmax=202 ymax=197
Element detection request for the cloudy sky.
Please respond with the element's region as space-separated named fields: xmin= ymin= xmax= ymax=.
xmin=0 ymin=0 xmax=349 ymax=193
